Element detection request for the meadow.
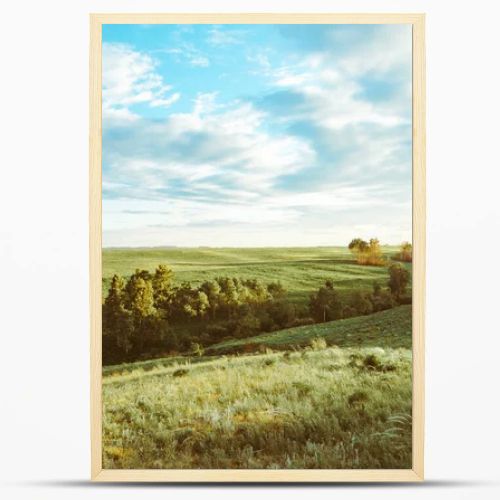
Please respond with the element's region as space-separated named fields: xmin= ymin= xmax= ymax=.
xmin=103 ymin=246 xmax=404 ymax=304
xmin=102 ymin=246 xmax=413 ymax=469
xmin=103 ymin=335 xmax=412 ymax=469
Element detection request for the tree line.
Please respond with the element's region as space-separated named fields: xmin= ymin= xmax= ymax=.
xmin=103 ymin=261 xmax=410 ymax=365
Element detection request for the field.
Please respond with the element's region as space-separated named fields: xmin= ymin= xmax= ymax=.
xmin=102 ymin=246 xmax=412 ymax=469
xmin=103 ymin=246 xmax=405 ymax=304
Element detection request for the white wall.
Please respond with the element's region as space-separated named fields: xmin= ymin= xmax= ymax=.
xmin=1 ymin=1 xmax=499 ymax=499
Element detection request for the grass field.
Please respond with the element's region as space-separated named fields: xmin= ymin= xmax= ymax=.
xmin=103 ymin=305 xmax=412 ymax=469
xmin=103 ymin=246 xmax=406 ymax=304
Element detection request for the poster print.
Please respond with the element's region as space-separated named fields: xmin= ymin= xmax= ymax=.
xmin=90 ymin=14 xmax=425 ymax=482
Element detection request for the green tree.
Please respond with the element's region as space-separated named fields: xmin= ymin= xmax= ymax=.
xmin=350 ymin=290 xmax=373 ymax=315
xmin=200 ymin=280 xmax=221 ymax=319
xmin=102 ymin=274 xmax=133 ymax=358
xmin=309 ymin=280 xmax=343 ymax=322
xmin=126 ymin=272 xmax=157 ymax=352
xmin=152 ymin=264 xmax=174 ymax=311
xmin=388 ymin=263 xmax=410 ymax=300
xmin=217 ymin=277 xmax=241 ymax=318
xmin=267 ymin=281 xmax=286 ymax=299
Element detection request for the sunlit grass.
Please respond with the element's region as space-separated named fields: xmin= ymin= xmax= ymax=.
xmin=103 ymin=343 xmax=412 ymax=469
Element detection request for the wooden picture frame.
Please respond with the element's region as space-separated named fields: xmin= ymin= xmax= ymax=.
xmin=90 ymin=13 xmax=425 ymax=482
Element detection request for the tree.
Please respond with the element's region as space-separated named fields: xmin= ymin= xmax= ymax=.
xmin=200 ymin=280 xmax=221 ymax=319
xmin=152 ymin=264 xmax=174 ymax=311
xmin=266 ymin=300 xmax=296 ymax=328
xmin=126 ymin=272 xmax=157 ymax=352
xmin=350 ymin=290 xmax=373 ymax=315
xmin=267 ymin=281 xmax=286 ymax=299
xmin=396 ymin=242 xmax=412 ymax=262
xmin=388 ymin=263 xmax=410 ymax=300
xmin=348 ymin=237 xmax=384 ymax=265
xmin=217 ymin=277 xmax=241 ymax=318
xmin=102 ymin=274 xmax=133 ymax=359
xmin=349 ymin=238 xmax=369 ymax=253
xmin=309 ymin=280 xmax=343 ymax=322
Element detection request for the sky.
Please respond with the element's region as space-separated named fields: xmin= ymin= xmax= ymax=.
xmin=102 ymin=24 xmax=412 ymax=248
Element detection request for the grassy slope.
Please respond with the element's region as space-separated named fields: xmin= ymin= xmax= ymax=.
xmin=207 ymin=305 xmax=412 ymax=354
xmin=103 ymin=305 xmax=412 ymax=469
xmin=102 ymin=246 xmax=406 ymax=304
xmin=103 ymin=345 xmax=412 ymax=469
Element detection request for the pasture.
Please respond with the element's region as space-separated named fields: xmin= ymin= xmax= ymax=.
xmin=103 ymin=246 xmax=404 ymax=304
xmin=103 ymin=343 xmax=412 ymax=469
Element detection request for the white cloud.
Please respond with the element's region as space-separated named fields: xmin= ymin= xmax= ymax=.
xmin=103 ymin=43 xmax=180 ymax=122
xmin=104 ymin=94 xmax=316 ymax=199
xmin=150 ymin=92 xmax=181 ymax=108
xmin=162 ymin=44 xmax=210 ymax=67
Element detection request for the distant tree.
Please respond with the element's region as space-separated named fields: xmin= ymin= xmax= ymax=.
xmin=243 ymin=278 xmax=270 ymax=303
xmin=342 ymin=304 xmax=357 ymax=319
xmin=348 ymin=238 xmax=369 ymax=253
xmin=348 ymin=238 xmax=384 ymax=265
xmin=388 ymin=263 xmax=410 ymax=300
xmin=309 ymin=280 xmax=343 ymax=322
xmin=350 ymin=290 xmax=373 ymax=315
xmin=266 ymin=300 xmax=296 ymax=328
xmin=395 ymin=242 xmax=412 ymax=262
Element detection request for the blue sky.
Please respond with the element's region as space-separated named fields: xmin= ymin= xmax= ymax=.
xmin=102 ymin=24 xmax=412 ymax=247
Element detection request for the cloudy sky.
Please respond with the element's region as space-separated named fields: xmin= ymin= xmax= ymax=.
xmin=102 ymin=24 xmax=412 ymax=248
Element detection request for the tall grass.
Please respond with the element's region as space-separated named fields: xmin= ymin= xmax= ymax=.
xmin=103 ymin=345 xmax=412 ymax=469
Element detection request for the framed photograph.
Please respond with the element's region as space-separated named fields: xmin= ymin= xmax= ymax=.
xmin=90 ymin=13 xmax=425 ymax=482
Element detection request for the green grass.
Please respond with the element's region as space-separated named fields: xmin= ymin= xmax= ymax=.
xmin=103 ymin=305 xmax=412 ymax=469
xmin=103 ymin=344 xmax=412 ymax=469
xmin=207 ymin=305 xmax=412 ymax=354
xmin=103 ymin=246 xmax=408 ymax=304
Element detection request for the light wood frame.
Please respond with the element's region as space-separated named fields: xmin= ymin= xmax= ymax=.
xmin=90 ymin=13 xmax=425 ymax=482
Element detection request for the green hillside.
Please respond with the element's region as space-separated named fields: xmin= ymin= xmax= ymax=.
xmin=207 ymin=305 xmax=412 ymax=354
xmin=103 ymin=343 xmax=412 ymax=469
